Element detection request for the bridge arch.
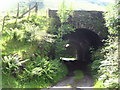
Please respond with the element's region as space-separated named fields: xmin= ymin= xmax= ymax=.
xmin=48 ymin=9 xmax=108 ymax=39
xmin=62 ymin=28 xmax=102 ymax=62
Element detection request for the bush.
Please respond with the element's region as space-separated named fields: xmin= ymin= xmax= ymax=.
xmin=2 ymin=54 xmax=68 ymax=88
xmin=92 ymin=36 xmax=119 ymax=88
xmin=2 ymin=13 xmax=69 ymax=88
xmin=29 ymin=56 xmax=68 ymax=83
xmin=2 ymin=1 xmax=74 ymax=87
xmin=2 ymin=54 xmax=23 ymax=74
xmin=91 ymin=2 xmax=119 ymax=88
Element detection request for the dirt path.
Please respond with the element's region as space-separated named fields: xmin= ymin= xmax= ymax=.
xmin=42 ymin=61 xmax=95 ymax=90
xmin=55 ymin=75 xmax=94 ymax=87
xmin=53 ymin=71 xmax=94 ymax=87
xmin=42 ymin=70 xmax=94 ymax=90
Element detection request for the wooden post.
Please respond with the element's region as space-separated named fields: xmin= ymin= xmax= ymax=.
xmin=48 ymin=8 xmax=50 ymax=17
xmin=2 ymin=16 xmax=7 ymax=31
xmin=15 ymin=3 xmax=19 ymax=23
xmin=27 ymin=4 xmax=31 ymax=20
xmin=46 ymin=9 xmax=48 ymax=17
xmin=35 ymin=2 xmax=38 ymax=14
xmin=29 ymin=4 xmax=31 ymax=16
xmin=21 ymin=4 xmax=36 ymax=17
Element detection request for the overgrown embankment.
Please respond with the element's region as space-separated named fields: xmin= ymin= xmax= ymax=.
xmin=1 ymin=1 xmax=119 ymax=89
xmin=1 ymin=14 xmax=68 ymax=88
xmin=1 ymin=1 xmax=74 ymax=88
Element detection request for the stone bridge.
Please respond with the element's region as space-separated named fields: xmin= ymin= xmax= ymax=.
xmin=48 ymin=9 xmax=108 ymax=39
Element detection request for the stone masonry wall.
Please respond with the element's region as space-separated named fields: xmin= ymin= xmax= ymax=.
xmin=48 ymin=9 xmax=108 ymax=39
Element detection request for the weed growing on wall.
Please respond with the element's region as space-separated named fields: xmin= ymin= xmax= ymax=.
xmin=49 ymin=0 xmax=75 ymax=59
xmin=57 ymin=0 xmax=73 ymax=23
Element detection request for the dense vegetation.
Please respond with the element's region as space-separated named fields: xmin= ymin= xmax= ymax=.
xmin=1 ymin=10 xmax=72 ymax=88
xmin=1 ymin=0 xmax=119 ymax=89
xmin=1 ymin=0 xmax=77 ymax=88
xmin=91 ymin=1 xmax=119 ymax=88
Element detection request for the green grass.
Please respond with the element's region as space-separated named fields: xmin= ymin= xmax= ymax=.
xmin=94 ymin=80 xmax=104 ymax=88
xmin=2 ymin=32 xmax=38 ymax=59
xmin=1 ymin=14 xmax=69 ymax=88
xmin=2 ymin=63 xmax=68 ymax=88
xmin=74 ymin=70 xmax=84 ymax=79
xmin=2 ymin=73 xmax=21 ymax=88
xmin=2 ymin=72 xmax=51 ymax=88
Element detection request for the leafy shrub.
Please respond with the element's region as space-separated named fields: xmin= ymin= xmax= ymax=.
xmin=37 ymin=38 xmax=53 ymax=58
xmin=2 ymin=2 xmax=72 ymax=87
xmin=2 ymin=15 xmax=49 ymax=56
xmin=57 ymin=0 xmax=73 ymax=23
xmin=2 ymin=54 xmax=21 ymax=73
xmin=47 ymin=18 xmax=61 ymax=34
xmin=27 ymin=15 xmax=49 ymax=29
xmin=57 ymin=24 xmax=74 ymax=38
xmin=53 ymin=38 xmax=68 ymax=59
xmin=92 ymin=37 xmax=119 ymax=88
xmin=2 ymin=54 xmax=28 ymax=76
xmin=91 ymin=2 xmax=119 ymax=88
xmin=46 ymin=0 xmax=74 ymax=59
xmin=28 ymin=56 xmax=68 ymax=83
xmin=91 ymin=48 xmax=105 ymax=77
xmin=5 ymin=22 xmax=23 ymax=29
xmin=2 ymin=53 xmax=68 ymax=88
xmin=47 ymin=0 xmax=74 ymax=36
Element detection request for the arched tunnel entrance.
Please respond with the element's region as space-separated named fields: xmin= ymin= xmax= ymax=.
xmin=61 ymin=28 xmax=102 ymax=73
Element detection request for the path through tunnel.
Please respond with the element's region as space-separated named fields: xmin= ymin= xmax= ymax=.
xmin=61 ymin=28 xmax=102 ymax=74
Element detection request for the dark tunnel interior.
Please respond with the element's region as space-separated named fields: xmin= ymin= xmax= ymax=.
xmin=61 ymin=28 xmax=102 ymax=73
